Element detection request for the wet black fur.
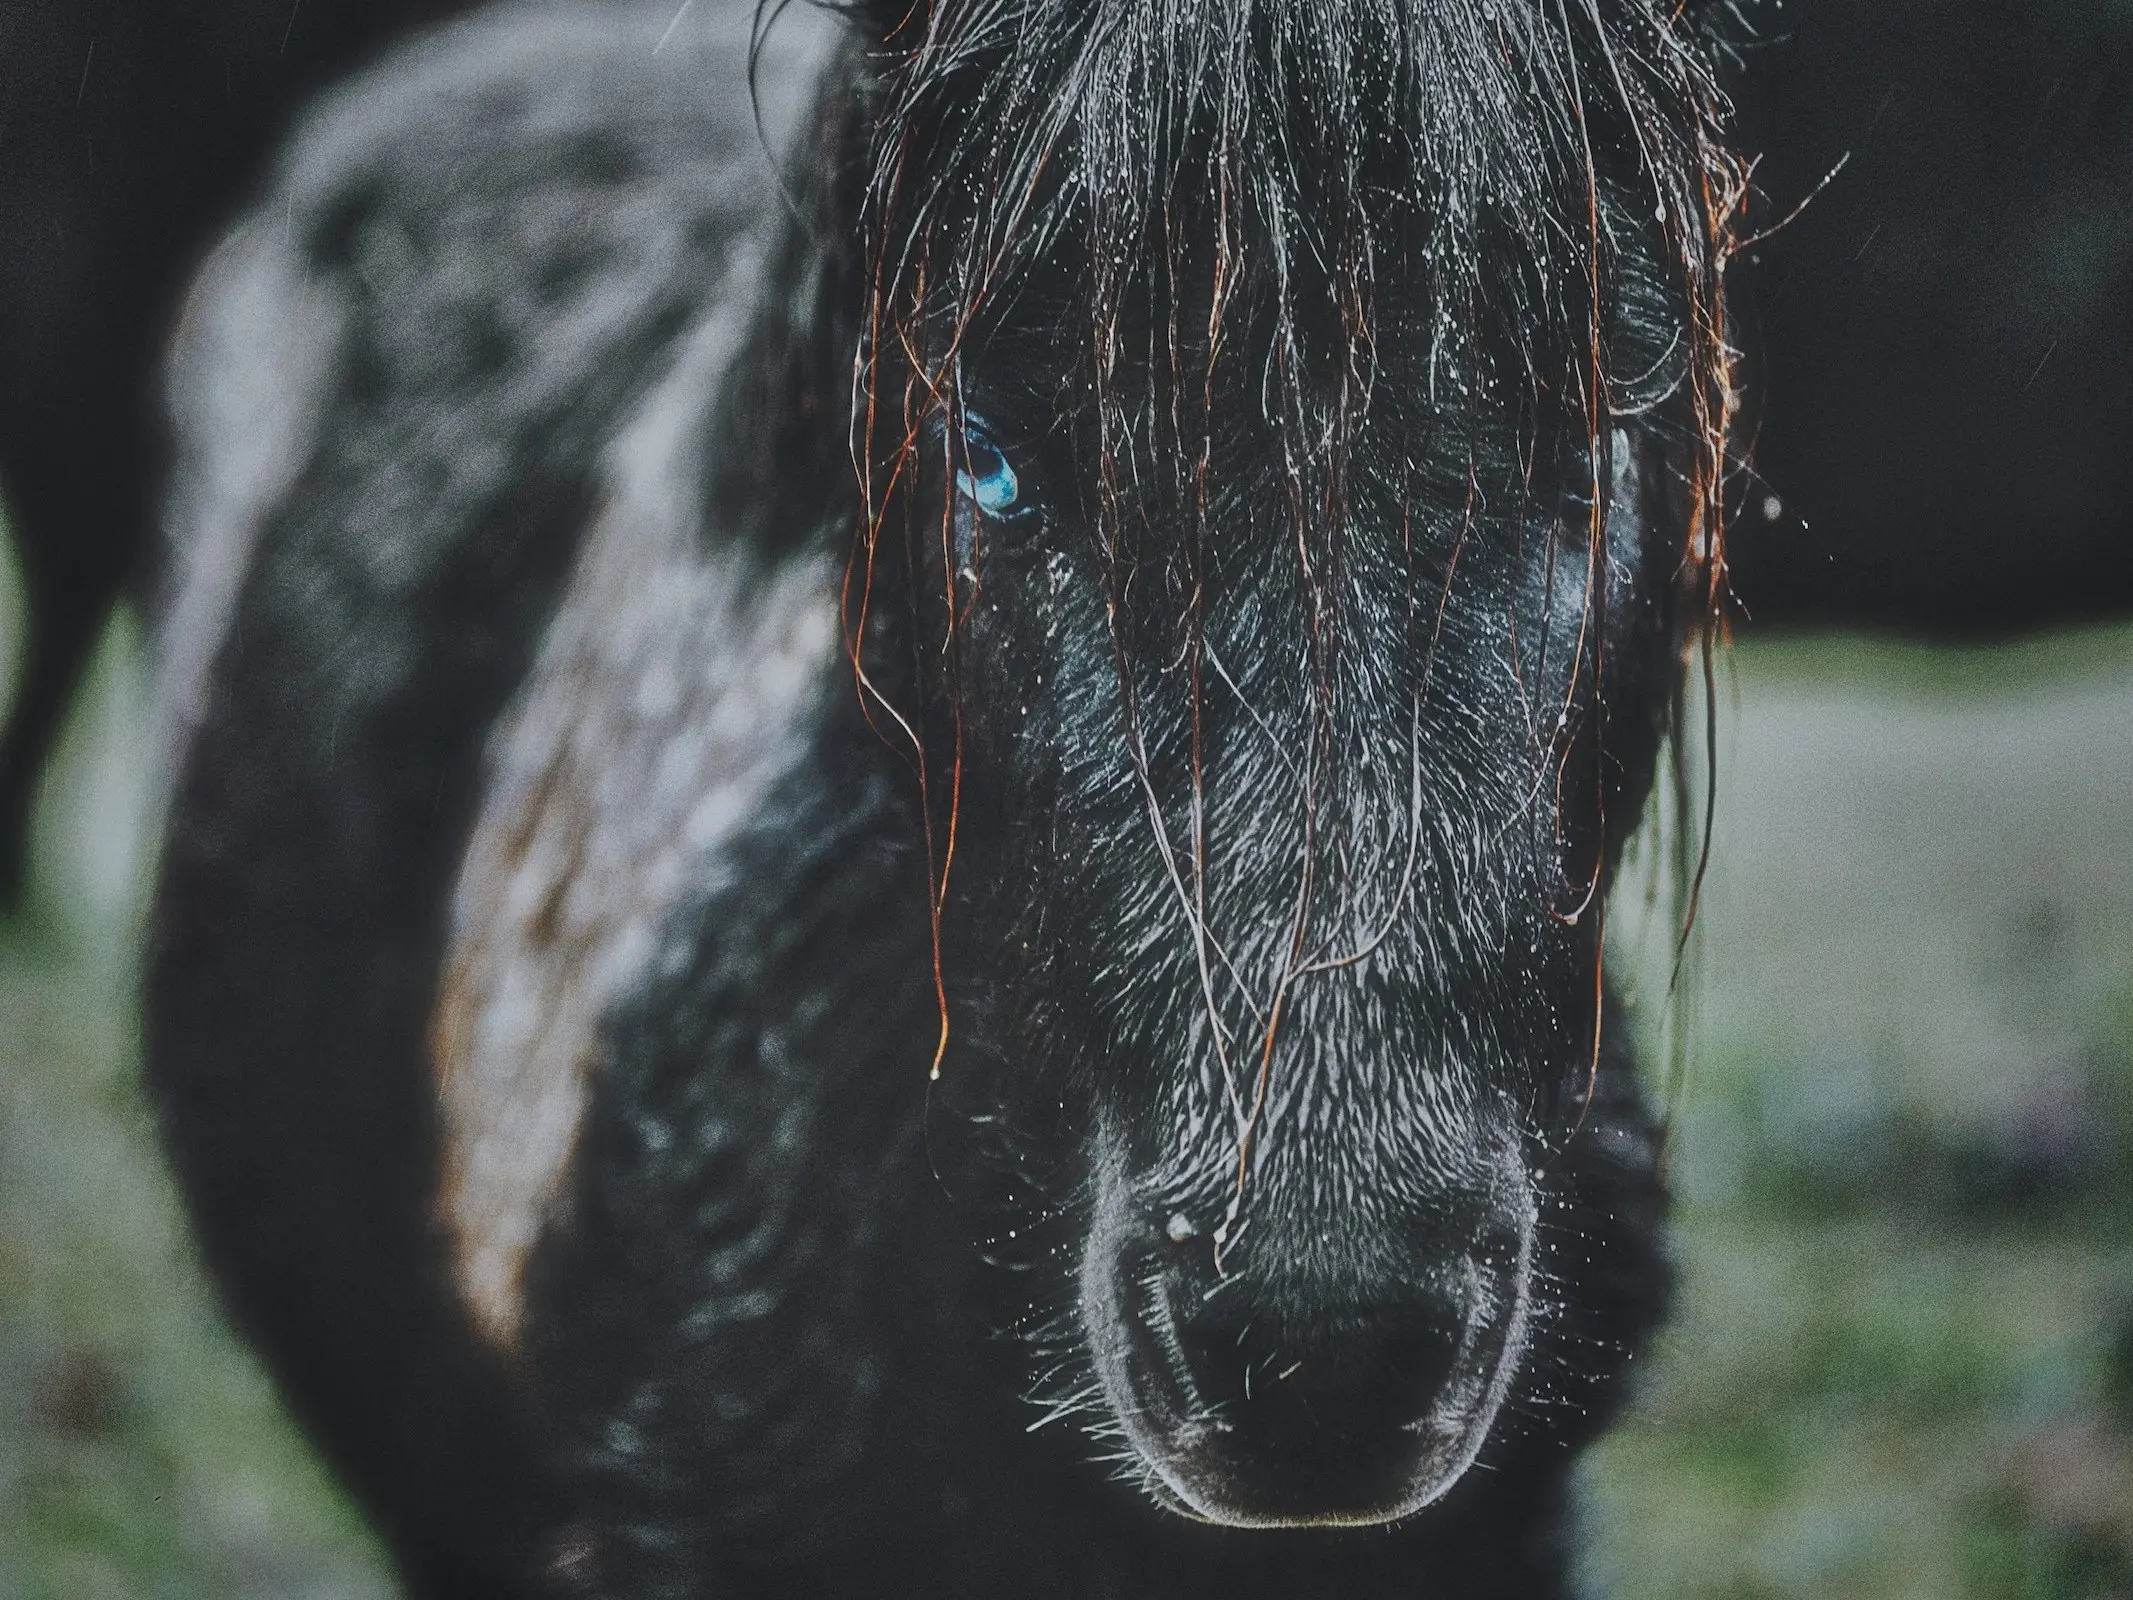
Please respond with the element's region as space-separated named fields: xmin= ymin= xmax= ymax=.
xmin=150 ymin=1 xmax=1707 ymax=1595
xmin=150 ymin=11 xmax=777 ymax=1590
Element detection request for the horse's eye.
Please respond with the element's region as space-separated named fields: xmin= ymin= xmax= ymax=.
xmin=956 ymin=417 xmax=1024 ymax=518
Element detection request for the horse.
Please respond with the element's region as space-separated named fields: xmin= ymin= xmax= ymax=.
xmin=145 ymin=0 xmax=1738 ymax=1594
xmin=0 ymin=0 xmax=476 ymax=906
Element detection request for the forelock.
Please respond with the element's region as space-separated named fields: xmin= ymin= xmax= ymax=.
xmin=863 ymin=0 xmax=1733 ymax=401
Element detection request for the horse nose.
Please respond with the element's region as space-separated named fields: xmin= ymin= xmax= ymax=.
xmin=1091 ymin=1197 xmax=1538 ymax=1529
xmin=1085 ymin=1184 xmax=1537 ymax=1527
xmin=1156 ymin=1279 xmax=1469 ymax=1517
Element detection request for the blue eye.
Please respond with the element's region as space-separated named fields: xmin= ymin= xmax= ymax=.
xmin=955 ymin=418 xmax=1023 ymax=517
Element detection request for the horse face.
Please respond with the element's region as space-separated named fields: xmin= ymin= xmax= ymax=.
xmin=899 ymin=275 xmax=1686 ymax=1529
xmin=857 ymin=0 xmax=1722 ymax=1531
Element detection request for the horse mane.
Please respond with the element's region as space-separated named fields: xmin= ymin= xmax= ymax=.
xmin=858 ymin=0 xmax=1740 ymax=492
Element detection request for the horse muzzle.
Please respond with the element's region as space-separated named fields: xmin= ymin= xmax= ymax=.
xmin=1079 ymin=1177 xmax=1537 ymax=1529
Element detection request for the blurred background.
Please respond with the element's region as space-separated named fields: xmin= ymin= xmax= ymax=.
xmin=2 ymin=0 xmax=2131 ymax=1595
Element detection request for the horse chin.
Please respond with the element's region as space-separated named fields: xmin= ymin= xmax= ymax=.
xmin=1133 ymin=1432 xmax=1490 ymax=1530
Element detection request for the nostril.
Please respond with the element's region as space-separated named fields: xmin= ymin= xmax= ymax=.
xmin=1114 ymin=1249 xmax=1205 ymax=1430
xmin=1365 ymin=1307 xmax=1464 ymax=1421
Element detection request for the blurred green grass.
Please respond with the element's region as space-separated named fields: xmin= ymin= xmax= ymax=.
xmin=1588 ymin=631 xmax=2133 ymax=1599
xmin=0 ymin=538 xmax=393 ymax=1599
xmin=0 ymin=510 xmax=2129 ymax=1596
